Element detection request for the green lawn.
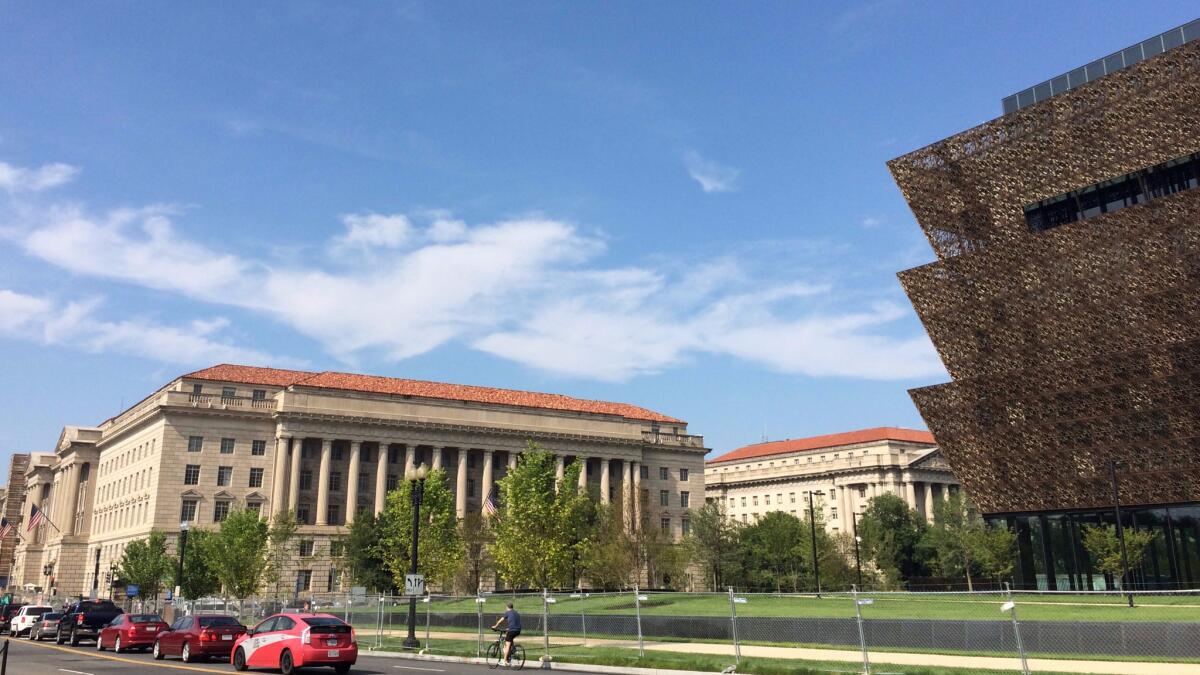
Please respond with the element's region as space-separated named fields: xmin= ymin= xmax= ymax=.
xmin=365 ymin=637 xmax=1087 ymax=675
xmin=333 ymin=590 xmax=1200 ymax=623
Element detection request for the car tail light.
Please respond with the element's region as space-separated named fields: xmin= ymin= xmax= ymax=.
xmin=350 ymin=628 xmax=357 ymax=645
xmin=301 ymin=627 xmax=311 ymax=645
xmin=76 ymin=615 xmax=84 ymax=625
xmin=200 ymin=629 xmax=214 ymax=642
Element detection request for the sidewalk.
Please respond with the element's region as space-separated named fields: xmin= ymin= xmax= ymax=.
xmin=380 ymin=629 xmax=1200 ymax=675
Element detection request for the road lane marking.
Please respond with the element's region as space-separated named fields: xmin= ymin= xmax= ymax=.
xmin=17 ymin=639 xmax=229 ymax=673
xmin=59 ymin=670 xmax=95 ymax=675
xmin=393 ymin=667 xmax=447 ymax=672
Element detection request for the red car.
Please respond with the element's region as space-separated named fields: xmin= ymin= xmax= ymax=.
xmin=154 ymin=614 xmax=247 ymax=662
xmin=96 ymin=613 xmax=169 ymax=653
xmin=232 ymin=613 xmax=357 ymax=674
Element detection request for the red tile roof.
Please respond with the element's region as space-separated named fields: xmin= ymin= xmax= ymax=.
xmin=182 ymin=364 xmax=683 ymax=424
xmin=707 ymin=427 xmax=935 ymax=465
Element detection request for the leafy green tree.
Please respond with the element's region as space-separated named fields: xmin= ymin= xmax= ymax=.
xmin=175 ymin=528 xmax=221 ymax=600
xmin=379 ymin=467 xmax=462 ymax=589
xmin=344 ymin=510 xmax=393 ymax=592
xmin=580 ymin=503 xmax=635 ymax=590
xmin=1082 ymin=524 xmax=1156 ymax=588
xmin=739 ymin=511 xmax=806 ymax=592
xmin=857 ymin=493 xmax=929 ymax=581
xmin=922 ymin=492 xmax=1017 ymax=590
xmin=685 ymin=501 xmax=742 ymax=589
xmin=265 ymin=510 xmax=299 ymax=599
xmin=456 ymin=512 xmax=495 ymax=593
xmin=118 ymin=531 xmax=174 ymax=600
xmin=489 ymin=444 xmax=589 ymax=588
xmin=215 ymin=509 xmax=271 ymax=604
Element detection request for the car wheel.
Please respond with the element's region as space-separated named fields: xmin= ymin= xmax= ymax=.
xmin=69 ymin=627 xmax=80 ymax=646
xmin=55 ymin=628 xmax=64 ymax=645
xmin=279 ymin=648 xmax=295 ymax=675
xmin=114 ymin=636 xmax=122 ymax=653
xmin=233 ymin=647 xmax=248 ymax=672
xmin=181 ymin=641 xmax=193 ymax=663
xmin=154 ymin=640 xmax=164 ymax=660
xmin=97 ymin=634 xmax=105 ymax=651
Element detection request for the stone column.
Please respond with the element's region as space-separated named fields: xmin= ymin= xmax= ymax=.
xmin=578 ymin=456 xmax=588 ymax=491
xmin=345 ymin=441 xmax=361 ymax=525
xmin=508 ymin=451 xmax=518 ymax=470
xmin=316 ymin=439 xmax=333 ymax=526
xmin=432 ymin=447 xmax=444 ymax=471
xmin=456 ymin=449 xmax=469 ymax=518
xmin=288 ymin=440 xmax=303 ymax=512
xmin=375 ymin=443 xmax=389 ymax=515
xmin=481 ymin=450 xmax=494 ymax=510
xmin=923 ymin=482 xmax=934 ymax=520
xmin=870 ymin=482 xmax=879 ymax=499
xmin=905 ymin=480 xmax=917 ymax=509
xmin=600 ymin=459 xmax=611 ymax=504
xmin=555 ymin=455 xmax=565 ymax=486
xmin=633 ymin=461 xmax=642 ymax=529
xmin=404 ymin=445 xmax=415 ymax=474
xmin=63 ymin=464 xmax=80 ymax=536
xmin=271 ymin=436 xmax=291 ymax=519
xmin=621 ymin=460 xmax=632 ymax=528
xmin=839 ymin=486 xmax=851 ymax=531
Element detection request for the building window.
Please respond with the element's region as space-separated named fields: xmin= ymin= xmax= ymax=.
xmin=252 ymin=389 xmax=266 ymax=401
xmin=249 ymin=468 xmax=264 ymax=488
xmin=246 ymin=502 xmax=262 ymax=517
xmin=639 ymin=465 xmax=649 ymax=479
xmin=180 ymin=500 xmax=198 ymax=522
xmin=858 ymin=487 xmax=867 ymax=498
xmin=221 ymin=386 xmax=236 ymax=398
xmin=362 ymin=446 xmax=374 ymax=463
xmin=219 ymin=438 xmax=235 ymax=454
xmin=333 ymin=446 xmax=344 ymax=461
xmin=191 ymin=383 xmax=203 ymax=395
xmin=681 ymin=491 xmax=690 ymax=508
xmin=296 ymin=570 xmax=312 ymax=591
xmin=296 ymin=505 xmax=310 ymax=524
xmin=327 ymin=504 xmax=340 ymax=525
xmin=659 ymin=467 xmax=668 ymax=480
xmin=358 ymin=472 xmax=371 ymax=490
xmin=299 ymin=470 xmax=312 ymax=491
xmin=831 ymin=507 xmax=838 ymax=519
xmin=468 ymin=478 xmax=476 ymax=497
xmin=328 ymin=567 xmax=340 ymax=592
xmin=187 ymin=436 xmax=203 ymax=453
xmin=741 ymin=513 xmax=748 ymax=523
xmin=251 ymin=440 xmax=266 ymax=456
xmin=660 ymin=517 xmax=671 ymax=535
xmin=299 ymin=540 xmax=315 ymax=556
xmin=214 ymin=501 xmax=231 ymax=522
xmin=388 ymin=447 xmax=399 ymax=464
xmin=217 ymin=466 xmax=233 ymax=487
xmin=660 ymin=490 xmax=669 ymax=507
xmin=765 ymin=495 xmax=771 ymax=506
xmin=330 ymin=541 xmax=345 ymax=557
xmin=681 ymin=517 xmax=691 ymax=536
xmin=741 ymin=496 xmax=747 ymax=507
xmin=679 ymin=468 xmax=689 ymax=481
xmin=184 ymin=465 xmax=200 ymax=485
xmin=330 ymin=472 xmax=342 ymax=492
xmin=387 ymin=474 xmax=398 ymax=491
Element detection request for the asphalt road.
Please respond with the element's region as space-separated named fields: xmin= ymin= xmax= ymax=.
xmin=0 ymin=636 xmax=521 ymax=675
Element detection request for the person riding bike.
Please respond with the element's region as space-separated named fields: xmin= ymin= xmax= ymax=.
xmin=490 ymin=602 xmax=522 ymax=666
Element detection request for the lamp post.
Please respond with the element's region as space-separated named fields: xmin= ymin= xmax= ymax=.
xmin=403 ymin=463 xmax=429 ymax=649
xmin=1108 ymin=461 xmax=1134 ymax=608
xmin=807 ymin=490 xmax=824 ymax=595
xmin=176 ymin=521 xmax=190 ymax=608
xmin=852 ymin=511 xmax=863 ymax=589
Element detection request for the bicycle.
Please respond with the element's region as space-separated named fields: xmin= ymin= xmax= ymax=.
xmin=486 ymin=628 xmax=525 ymax=670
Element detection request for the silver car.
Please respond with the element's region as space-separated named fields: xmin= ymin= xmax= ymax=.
xmin=28 ymin=612 xmax=62 ymax=641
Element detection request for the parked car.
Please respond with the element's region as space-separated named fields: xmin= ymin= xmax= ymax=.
xmin=0 ymin=604 xmax=25 ymax=635
xmin=154 ymin=614 xmax=247 ymax=663
xmin=56 ymin=599 xmax=124 ymax=645
xmin=8 ymin=605 xmax=52 ymax=636
xmin=28 ymin=612 xmax=63 ymax=641
xmin=232 ymin=613 xmax=357 ymax=674
xmin=97 ymin=613 xmax=168 ymax=653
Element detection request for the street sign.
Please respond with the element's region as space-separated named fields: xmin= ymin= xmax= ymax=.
xmin=404 ymin=574 xmax=425 ymax=597
xmin=1001 ymin=601 xmax=1015 ymax=612
xmin=857 ymin=598 xmax=874 ymax=606
xmin=733 ymin=597 xmax=747 ymax=604
xmin=126 ymin=584 xmax=140 ymax=598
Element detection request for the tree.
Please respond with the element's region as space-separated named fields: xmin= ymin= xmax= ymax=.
xmin=489 ymin=444 xmax=590 ymax=589
xmin=175 ymin=528 xmax=221 ymax=600
xmin=738 ymin=512 xmax=806 ymax=592
xmin=857 ymin=494 xmax=929 ymax=581
xmin=265 ymin=510 xmax=300 ymax=600
xmin=456 ymin=512 xmax=495 ymax=593
xmin=1082 ymin=524 xmax=1156 ymax=588
xmin=922 ymin=492 xmax=1016 ymax=590
xmin=686 ymin=501 xmax=742 ymax=589
xmin=580 ymin=503 xmax=636 ymax=589
xmin=379 ymin=468 xmax=462 ymax=589
xmin=344 ymin=510 xmax=393 ymax=592
xmin=215 ymin=509 xmax=271 ymax=604
xmin=118 ymin=531 xmax=174 ymax=600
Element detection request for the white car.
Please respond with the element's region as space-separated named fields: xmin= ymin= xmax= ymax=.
xmin=9 ymin=605 xmax=53 ymax=636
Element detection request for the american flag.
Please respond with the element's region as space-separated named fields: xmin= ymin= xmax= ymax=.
xmin=0 ymin=518 xmax=10 ymax=539
xmin=26 ymin=504 xmax=45 ymax=532
xmin=483 ymin=489 xmax=500 ymax=520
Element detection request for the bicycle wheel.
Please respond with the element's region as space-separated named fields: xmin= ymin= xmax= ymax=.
xmin=511 ymin=644 xmax=526 ymax=670
xmin=487 ymin=641 xmax=501 ymax=669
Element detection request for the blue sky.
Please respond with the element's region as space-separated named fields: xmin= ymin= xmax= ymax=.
xmin=1 ymin=2 xmax=1195 ymax=470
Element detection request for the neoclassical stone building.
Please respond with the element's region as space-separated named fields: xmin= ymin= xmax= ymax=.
xmin=704 ymin=428 xmax=959 ymax=533
xmin=11 ymin=364 xmax=706 ymax=598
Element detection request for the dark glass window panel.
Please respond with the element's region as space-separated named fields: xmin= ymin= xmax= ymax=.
xmin=1033 ymin=81 xmax=1052 ymax=103
xmin=1084 ymin=59 xmax=1105 ymax=82
xmin=1050 ymin=74 xmax=1069 ymax=95
xmin=1184 ymin=19 xmax=1200 ymax=43
xmin=1067 ymin=66 xmax=1087 ymax=88
xmin=1016 ymin=88 xmax=1035 ymax=108
xmin=1141 ymin=36 xmax=1164 ymax=59
xmin=1103 ymin=53 xmax=1124 ymax=74
xmin=1002 ymin=96 xmax=1018 ymax=115
xmin=1163 ymin=27 xmax=1185 ymax=50
xmin=1122 ymin=45 xmax=1144 ymax=67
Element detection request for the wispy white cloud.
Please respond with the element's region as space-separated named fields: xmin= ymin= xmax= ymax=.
xmin=682 ymin=150 xmax=740 ymax=193
xmin=0 ymin=161 xmax=79 ymax=193
xmin=4 ymin=158 xmax=943 ymax=382
xmin=859 ymin=216 xmax=884 ymax=228
xmin=0 ymin=289 xmax=278 ymax=365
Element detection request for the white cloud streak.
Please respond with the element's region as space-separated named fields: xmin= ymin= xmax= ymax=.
xmin=682 ymin=150 xmax=740 ymax=193
xmin=0 ymin=161 xmax=79 ymax=193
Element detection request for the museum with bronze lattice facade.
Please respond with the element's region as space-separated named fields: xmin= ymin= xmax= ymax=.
xmin=890 ymin=20 xmax=1200 ymax=589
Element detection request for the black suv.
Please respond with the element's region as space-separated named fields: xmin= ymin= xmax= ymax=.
xmin=0 ymin=604 xmax=24 ymax=635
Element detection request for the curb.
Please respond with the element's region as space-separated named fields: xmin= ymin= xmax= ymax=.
xmin=365 ymin=649 xmax=722 ymax=675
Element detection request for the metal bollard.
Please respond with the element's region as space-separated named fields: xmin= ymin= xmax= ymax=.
xmin=852 ymin=585 xmax=871 ymax=675
xmin=423 ymin=595 xmax=431 ymax=653
xmin=2 ymin=638 xmax=8 ymax=675
xmin=541 ymin=589 xmax=553 ymax=665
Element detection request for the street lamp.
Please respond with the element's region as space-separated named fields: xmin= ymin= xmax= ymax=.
xmin=852 ymin=511 xmax=863 ymax=589
xmin=403 ymin=462 xmax=429 ymax=649
xmin=807 ymin=490 xmax=824 ymax=596
xmin=176 ymin=520 xmax=190 ymax=607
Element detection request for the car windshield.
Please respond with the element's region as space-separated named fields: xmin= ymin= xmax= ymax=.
xmin=27 ymin=607 xmax=50 ymax=616
xmin=198 ymin=616 xmax=242 ymax=627
xmin=300 ymin=617 xmax=348 ymax=627
xmin=78 ymin=601 xmax=119 ymax=612
xmin=129 ymin=614 xmax=162 ymax=623
xmin=42 ymin=613 xmax=62 ymax=621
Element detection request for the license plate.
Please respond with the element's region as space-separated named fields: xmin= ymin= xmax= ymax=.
xmin=147 ymin=627 xmax=158 ymax=632
xmin=326 ymin=639 xmax=338 ymax=646
xmin=222 ymin=634 xmax=233 ymax=641
xmin=327 ymin=650 xmax=340 ymax=657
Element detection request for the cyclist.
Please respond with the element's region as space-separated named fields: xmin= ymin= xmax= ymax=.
xmin=490 ymin=602 xmax=522 ymax=666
